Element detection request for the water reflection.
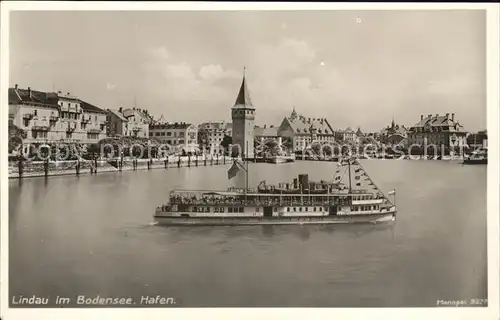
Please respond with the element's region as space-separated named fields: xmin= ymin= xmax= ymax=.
xmin=9 ymin=160 xmax=487 ymax=307
xmin=152 ymin=223 xmax=396 ymax=242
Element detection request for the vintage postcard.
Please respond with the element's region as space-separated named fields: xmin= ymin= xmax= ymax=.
xmin=1 ymin=2 xmax=498 ymax=320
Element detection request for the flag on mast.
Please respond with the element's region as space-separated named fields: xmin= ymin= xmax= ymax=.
xmin=227 ymin=161 xmax=240 ymax=180
xmin=388 ymin=189 xmax=396 ymax=195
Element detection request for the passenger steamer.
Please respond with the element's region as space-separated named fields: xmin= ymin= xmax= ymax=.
xmin=154 ymin=157 xmax=397 ymax=226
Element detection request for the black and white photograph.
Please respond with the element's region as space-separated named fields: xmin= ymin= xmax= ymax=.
xmin=1 ymin=2 xmax=499 ymax=320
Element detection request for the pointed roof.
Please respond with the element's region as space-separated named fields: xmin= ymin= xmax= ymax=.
xmin=233 ymin=67 xmax=253 ymax=109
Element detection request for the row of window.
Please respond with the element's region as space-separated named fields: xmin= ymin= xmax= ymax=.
xmin=352 ymin=195 xmax=374 ymax=201
xmin=190 ymin=206 xmax=334 ymax=214
xmin=151 ymin=131 xmax=185 ymax=137
xmin=352 ymin=205 xmax=378 ymax=212
xmin=29 ymin=131 xmax=101 ymax=140
xmin=232 ymin=109 xmax=255 ymax=116
xmin=192 ymin=207 xmax=245 ymax=213
xmin=286 ymin=207 xmax=328 ymax=212
xmin=157 ymin=140 xmax=185 ymax=145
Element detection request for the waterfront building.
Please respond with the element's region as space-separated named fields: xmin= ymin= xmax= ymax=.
xmin=334 ymin=127 xmax=358 ymax=144
xmin=8 ymin=85 xmax=107 ymax=145
xmin=79 ymin=100 xmax=108 ymax=142
xmin=106 ymin=108 xmax=128 ymax=137
xmin=198 ymin=121 xmax=232 ymax=154
xmin=254 ymin=124 xmax=279 ymax=142
xmin=467 ymin=130 xmax=488 ymax=149
xmin=149 ymin=122 xmax=199 ymax=153
xmin=277 ymin=107 xmax=336 ymax=151
xmin=379 ymin=118 xmax=408 ymax=147
xmin=231 ymin=70 xmax=255 ymax=158
xmin=407 ymin=113 xmax=467 ymax=152
xmin=121 ymin=108 xmax=151 ymax=138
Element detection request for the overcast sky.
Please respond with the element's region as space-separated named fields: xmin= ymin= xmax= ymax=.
xmin=9 ymin=10 xmax=486 ymax=132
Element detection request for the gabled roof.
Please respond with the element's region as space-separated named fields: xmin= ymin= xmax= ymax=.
xmin=284 ymin=114 xmax=334 ymax=135
xmin=150 ymin=123 xmax=193 ymax=130
xmin=107 ymin=109 xmax=128 ymax=121
xmin=254 ymin=126 xmax=278 ymax=137
xmin=233 ymin=71 xmax=253 ymax=109
xmin=8 ymin=87 xmax=59 ymax=107
xmin=80 ymin=100 xmax=106 ymax=114
xmin=199 ymin=122 xmax=232 ymax=131
xmin=410 ymin=114 xmax=463 ymax=132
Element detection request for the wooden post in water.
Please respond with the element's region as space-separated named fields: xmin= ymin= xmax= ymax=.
xmin=188 ymin=155 xmax=191 ymax=167
xmin=216 ymin=156 xmax=219 ymax=165
xmin=18 ymin=157 xmax=23 ymax=179
xmin=147 ymin=158 xmax=151 ymax=170
xmin=177 ymin=156 xmax=181 ymax=168
xmin=204 ymin=155 xmax=207 ymax=166
xmin=76 ymin=160 xmax=80 ymax=176
xmin=94 ymin=158 xmax=98 ymax=174
xmin=44 ymin=159 xmax=49 ymax=178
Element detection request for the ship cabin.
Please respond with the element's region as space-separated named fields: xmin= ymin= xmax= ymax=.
xmin=160 ymin=173 xmax=392 ymax=218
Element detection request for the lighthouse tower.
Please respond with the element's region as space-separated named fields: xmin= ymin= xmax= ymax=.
xmin=231 ymin=68 xmax=255 ymax=158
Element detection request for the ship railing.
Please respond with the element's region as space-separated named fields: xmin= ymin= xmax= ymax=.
xmin=168 ymin=197 xmax=342 ymax=207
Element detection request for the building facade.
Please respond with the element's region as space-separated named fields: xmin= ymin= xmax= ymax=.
xmin=106 ymin=108 xmax=128 ymax=137
xmin=379 ymin=118 xmax=408 ymax=147
xmin=231 ymin=72 xmax=255 ymax=158
xmin=466 ymin=130 xmax=487 ymax=149
xmin=8 ymin=85 xmax=107 ymax=145
xmin=407 ymin=113 xmax=467 ymax=152
xmin=198 ymin=121 xmax=232 ymax=154
xmin=121 ymin=108 xmax=151 ymax=138
xmin=254 ymin=125 xmax=279 ymax=142
xmin=149 ymin=122 xmax=198 ymax=153
xmin=335 ymin=127 xmax=358 ymax=144
xmin=277 ymin=108 xmax=336 ymax=151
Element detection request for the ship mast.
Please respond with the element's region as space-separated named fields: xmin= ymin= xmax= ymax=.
xmin=245 ymin=140 xmax=249 ymax=203
xmin=347 ymin=157 xmax=352 ymax=193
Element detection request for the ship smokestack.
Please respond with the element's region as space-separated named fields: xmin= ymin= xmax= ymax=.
xmin=298 ymin=174 xmax=309 ymax=192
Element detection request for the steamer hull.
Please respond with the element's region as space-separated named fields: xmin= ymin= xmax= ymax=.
xmin=154 ymin=212 xmax=396 ymax=226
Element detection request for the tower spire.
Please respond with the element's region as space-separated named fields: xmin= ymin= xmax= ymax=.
xmin=233 ymin=67 xmax=253 ymax=108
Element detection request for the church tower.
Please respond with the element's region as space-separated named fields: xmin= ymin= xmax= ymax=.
xmin=231 ymin=68 xmax=255 ymax=158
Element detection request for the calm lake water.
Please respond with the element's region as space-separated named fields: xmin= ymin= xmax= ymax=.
xmin=9 ymin=160 xmax=487 ymax=307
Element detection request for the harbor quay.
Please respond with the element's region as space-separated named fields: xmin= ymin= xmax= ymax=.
xmin=8 ymin=154 xmax=232 ymax=179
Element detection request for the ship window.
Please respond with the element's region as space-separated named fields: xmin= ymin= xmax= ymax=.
xmin=228 ymin=207 xmax=233 ymax=213
xmin=293 ymin=207 xmax=296 ymax=212
xmin=192 ymin=207 xmax=197 ymax=212
xmin=299 ymin=207 xmax=302 ymax=211
xmin=324 ymin=207 xmax=328 ymax=211
xmin=313 ymin=207 xmax=317 ymax=212
xmin=273 ymin=207 xmax=277 ymax=212
xmin=239 ymin=207 xmax=244 ymax=213
xmin=305 ymin=207 xmax=308 ymax=211
xmin=205 ymin=207 xmax=210 ymax=213
xmin=287 ymin=208 xmax=290 ymax=212
xmin=256 ymin=207 xmax=260 ymax=212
